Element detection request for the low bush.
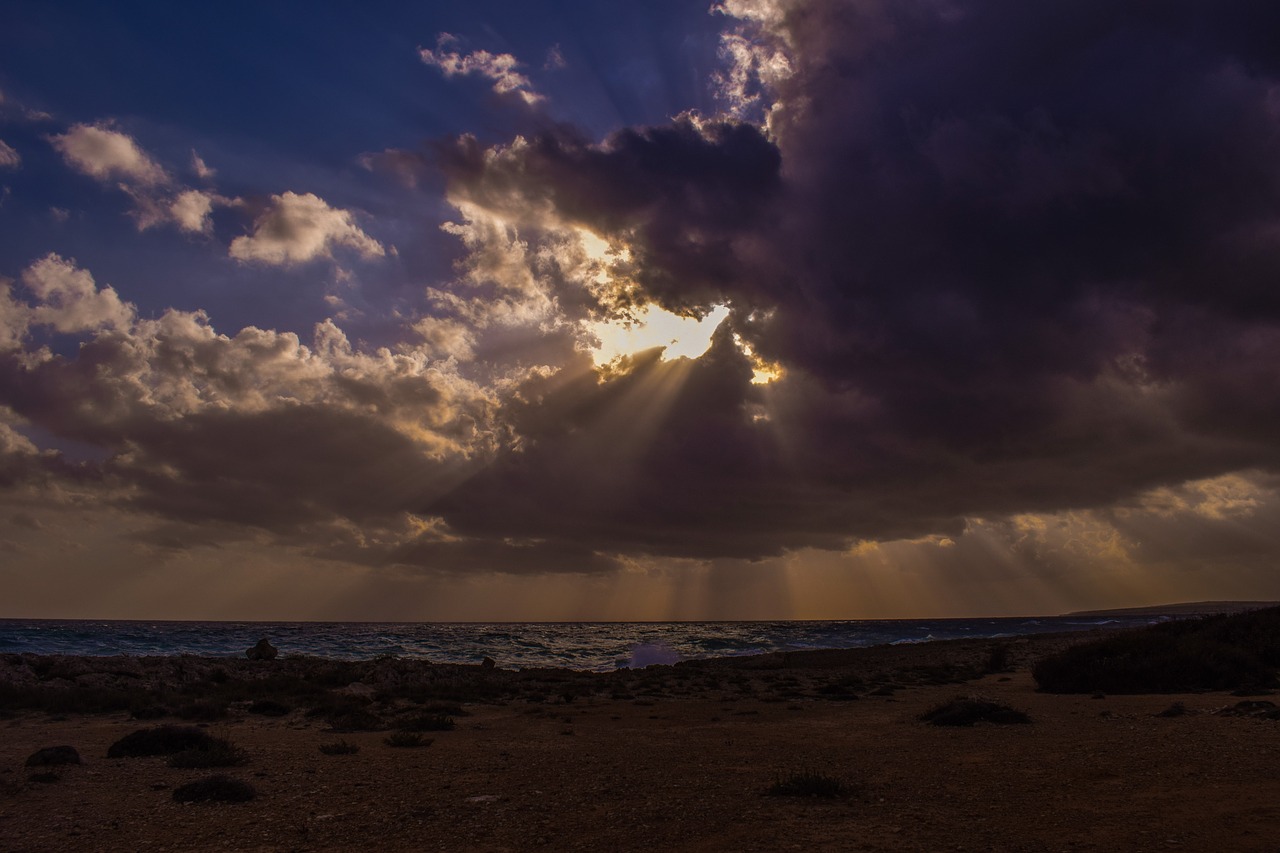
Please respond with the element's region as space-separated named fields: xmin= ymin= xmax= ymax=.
xmin=167 ymin=738 xmax=247 ymax=768
xmin=175 ymin=700 xmax=228 ymax=722
xmin=318 ymin=740 xmax=360 ymax=755
xmin=1034 ymin=607 xmax=1280 ymax=694
xmin=920 ymin=698 xmax=1030 ymax=726
xmin=384 ymin=732 xmax=431 ymax=748
xmin=766 ymin=769 xmax=846 ymax=798
xmin=172 ymin=775 xmax=256 ymax=804
xmin=247 ymin=699 xmax=291 ymax=717
xmin=398 ymin=712 xmax=455 ymax=732
xmin=25 ymin=746 xmax=82 ymax=767
xmin=108 ymin=726 xmax=223 ymax=758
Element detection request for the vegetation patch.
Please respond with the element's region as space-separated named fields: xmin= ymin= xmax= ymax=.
xmin=108 ymin=726 xmax=224 ymax=758
xmin=167 ymin=737 xmax=248 ymax=768
xmin=766 ymin=769 xmax=847 ymax=798
xmin=25 ymin=746 xmax=82 ymax=767
xmin=920 ymin=697 xmax=1031 ymax=726
xmin=384 ymin=732 xmax=432 ymax=748
xmin=398 ymin=712 xmax=455 ymax=732
xmin=1034 ymin=607 xmax=1280 ymax=694
xmin=318 ymin=740 xmax=360 ymax=755
xmin=172 ymin=775 xmax=256 ymax=804
xmin=175 ymin=700 xmax=229 ymax=722
xmin=247 ymin=699 xmax=292 ymax=717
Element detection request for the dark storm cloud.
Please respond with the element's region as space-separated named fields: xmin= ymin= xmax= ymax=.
xmin=6 ymin=0 xmax=1280 ymax=577
xmin=419 ymin=0 xmax=1280 ymax=562
xmin=441 ymin=115 xmax=782 ymax=313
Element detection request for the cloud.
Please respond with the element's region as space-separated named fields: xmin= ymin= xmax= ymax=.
xmin=21 ymin=253 xmax=134 ymax=335
xmin=420 ymin=34 xmax=544 ymax=106
xmin=0 ymin=140 xmax=19 ymax=168
xmin=47 ymin=122 xmax=238 ymax=234
xmin=50 ymin=123 xmax=168 ymax=186
xmin=0 ymin=255 xmax=504 ymax=568
xmin=229 ymin=192 xmax=385 ymax=266
xmin=169 ymin=189 xmax=219 ymax=234
xmin=9 ymin=1 xmax=1280 ymax=588
xmin=190 ymin=150 xmax=215 ymax=180
xmin=400 ymin=0 xmax=1280 ymax=564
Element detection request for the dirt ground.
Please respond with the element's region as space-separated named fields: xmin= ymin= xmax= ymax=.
xmin=2 ymin=643 xmax=1279 ymax=852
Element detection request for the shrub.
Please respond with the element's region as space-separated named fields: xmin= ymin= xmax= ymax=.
xmin=247 ymin=699 xmax=292 ymax=717
xmin=108 ymin=726 xmax=223 ymax=758
xmin=398 ymin=712 xmax=455 ymax=732
xmin=25 ymin=746 xmax=82 ymax=767
xmin=318 ymin=740 xmax=360 ymax=755
xmin=920 ymin=698 xmax=1031 ymax=727
xmin=131 ymin=705 xmax=169 ymax=720
xmin=1034 ymin=607 xmax=1280 ymax=694
xmin=172 ymin=775 xmax=256 ymax=804
xmin=325 ymin=708 xmax=384 ymax=732
xmin=384 ymin=732 xmax=432 ymax=748
xmin=175 ymin=700 xmax=228 ymax=722
xmin=167 ymin=737 xmax=248 ymax=768
xmin=766 ymin=769 xmax=846 ymax=798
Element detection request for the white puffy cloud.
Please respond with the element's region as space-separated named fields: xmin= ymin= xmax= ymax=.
xmin=0 ymin=140 xmax=19 ymax=168
xmin=229 ymin=191 xmax=385 ymax=266
xmin=47 ymin=123 xmax=240 ymax=234
xmin=170 ymin=189 xmax=218 ymax=234
xmin=420 ymin=34 xmax=543 ymax=106
xmin=50 ymin=123 xmax=168 ymax=185
xmin=21 ymin=253 xmax=134 ymax=335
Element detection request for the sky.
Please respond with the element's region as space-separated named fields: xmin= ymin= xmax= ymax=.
xmin=3 ymin=0 xmax=1280 ymax=621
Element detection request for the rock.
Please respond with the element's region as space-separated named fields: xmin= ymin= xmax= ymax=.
xmin=482 ymin=657 xmax=496 ymax=671
xmin=245 ymin=638 xmax=278 ymax=661
xmin=337 ymin=681 xmax=376 ymax=699
xmin=25 ymin=745 xmax=82 ymax=767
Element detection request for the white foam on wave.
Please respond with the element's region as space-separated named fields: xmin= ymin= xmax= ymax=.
xmin=625 ymin=642 xmax=682 ymax=669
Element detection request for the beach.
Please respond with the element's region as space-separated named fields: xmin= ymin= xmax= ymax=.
xmin=2 ymin=631 xmax=1278 ymax=852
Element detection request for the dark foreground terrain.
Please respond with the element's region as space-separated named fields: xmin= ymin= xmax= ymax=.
xmin=2 ymin=619 xmax=1280 ymax=852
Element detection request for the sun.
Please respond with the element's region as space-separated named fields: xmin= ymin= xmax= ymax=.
xmin=587 ymin=304 xmax=730 ymax=364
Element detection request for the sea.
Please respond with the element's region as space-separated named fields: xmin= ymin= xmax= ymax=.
xmin=0 ymin=615 xmax=1162 ymax=672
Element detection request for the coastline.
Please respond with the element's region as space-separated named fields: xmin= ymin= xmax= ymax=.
xmin=3 ymin=628 xmax=1279 ymax=851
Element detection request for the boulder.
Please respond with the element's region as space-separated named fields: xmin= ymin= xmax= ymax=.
xmin=245 ymin=638 xmax=278 ymax=661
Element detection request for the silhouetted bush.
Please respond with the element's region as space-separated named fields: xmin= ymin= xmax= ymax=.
xmin=325 ymin=708 xmax=384 ymax=732
xmin=398 ymin=712 xmax=455 ymax=732
xmin=1034 ymin=607 xmax=1280 ymax=694
xmin=131 ymin=705 xmax=169 ymax=720
xmin=766 ymin=769 xmax=846 ymax=798
xmin=172 ymin=775 xmax=256 ymax=803
xmin=175 ymin=699 xmax=228 ymax=722
xmin=247 ymin=699 xmax=291 ymax=717
xmin=108 ymin=726 xmax=223 ymax=758
xmin=384 ymin=732 xmax=431 ymax=748
xmin=920 ymin=698 xmax=1030 ymax=726
xmin=25 ymin=746 xmax=82 ymax=767
xmin=1155 ymin=702 xmax=1188 ymax=718
xmin=318 ymin=740 xmax=360 ymax=755
xmin=167 ymin=737 xmax=247 ymax=768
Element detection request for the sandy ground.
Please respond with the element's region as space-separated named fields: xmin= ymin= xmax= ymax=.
xmin=2 ymin=637 xmax=1279 ymax=852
